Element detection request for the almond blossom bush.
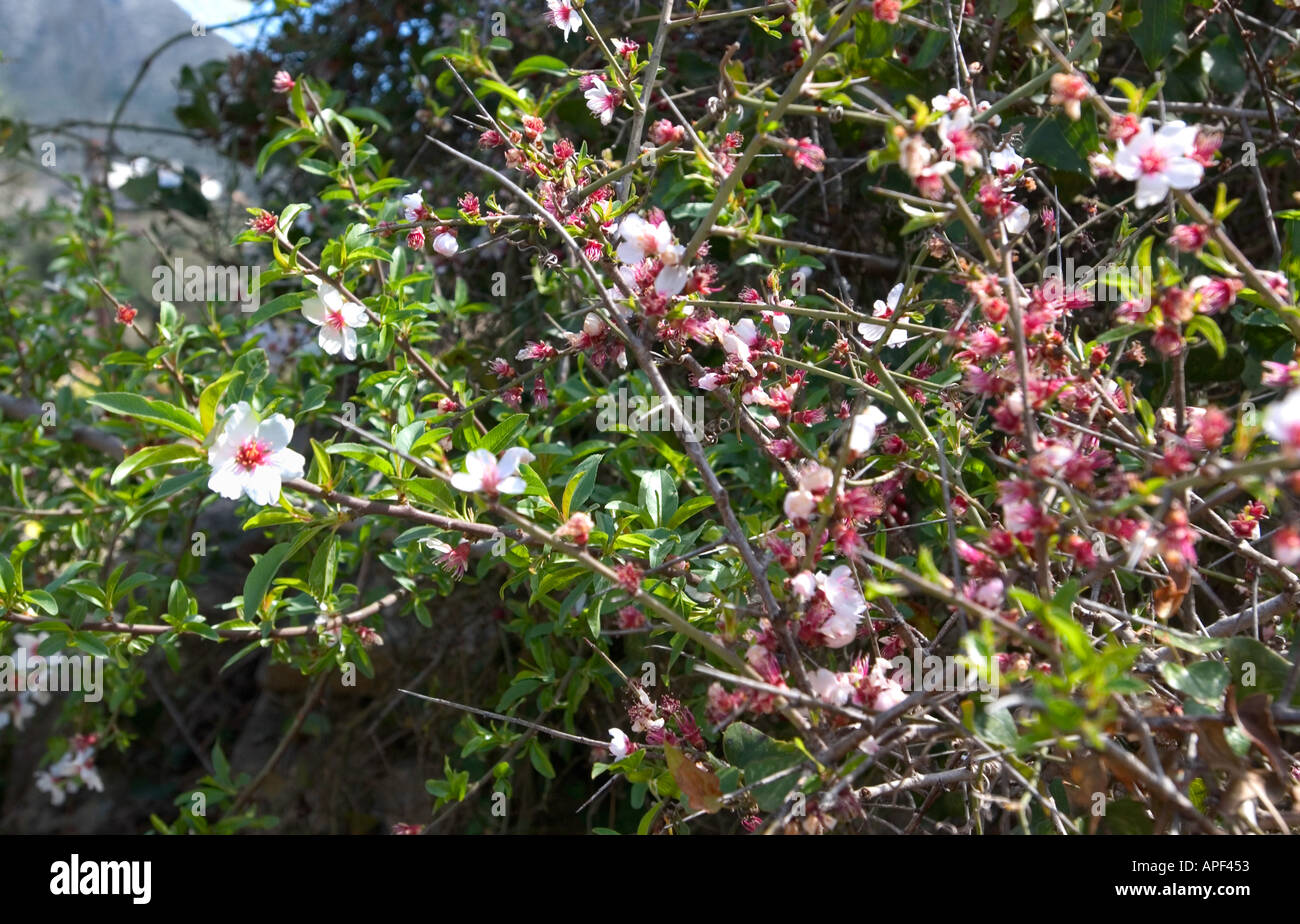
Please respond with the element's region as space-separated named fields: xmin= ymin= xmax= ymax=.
xmin=2 ymin=0 xmax=1300 ymax=834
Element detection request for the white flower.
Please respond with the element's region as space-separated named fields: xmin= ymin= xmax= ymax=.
xmin=820 ymin=610 xmax=860 ymax=648
xmin=1001 ymin=202 xmax=1031 ymax=236
xmin=791 ymin=571 xmax=818 ymax=600
xmin=401 ymin=191 xmax=424 ymax=221
xmin=1111 ymin=119 xmax=1204 ymax=209
xmin=716 ymin=317 xmax=759 ymax=362
xmin=848 ymin=406 xmax=888 ymax=454
xmin=584 ymin=76 xmax=618 ymax=125
xmin=301 ymin=278 xmax=368 ymax=360
xmin=545 ymin=0 xmax=582 ymax=41
xmin=858 ymin=283 xmax=909 ymax=347
xmin=696 ymin=372 xmax=725 ymax=391
xmin=654 ymin=264 xmax=688 ymax=297
xmin=989 ymin=144 xmax=1024 ymax=174
xmin=783 ymin=489 xmax=817 ymax=520
xmin=615 ymin=213 xmax=673 ymax=264
xmin=930 ymin=89 xmax=969 ymax=113
xmin=0 ymin=695 xmax=37 ymax=731
xmin=106 ymin=161 xmax=133 ymax=190
xmin=450 ymin=448 xmax=536 ymax=495
xmin=1264 ymin=388 xmax=1300 ymax=451
xmin=898 ymin=135 xmax=935 ymax=177
xmin=34 ymin=770 xmax=67 ymax=806
xmin=433 ymin=231 xmax=458 ymax=256
xmin=608 ymin=728 xmax=631 ymax=760
xmin=765 ymin=311 xmax=791 ymax=334
xmin=808 ymin=667 xmax=853 ymax=706
xmin=207 ymin=402 xmax=306 ymax=506
xmin=819 ymin=565 xmax=866 ymax=623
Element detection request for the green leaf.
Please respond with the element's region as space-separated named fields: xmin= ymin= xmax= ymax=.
xmin=87 ymin=394 xmax=203 ymax=440
xmin=110 ymin=443 xmax=204 ymax=485
xmin=511 ymin=55 xmax=570 ymax=78
xmin=308 ymin=535 xmax=339 ymax=603
xmin=245 ymin=291 xmax=307 ymax=327
xmin=471 ymin=414 xmax=529 ymax=455
xmin=242 ymin=542 xmax=293 ymax=619
xmin=1185 ymin=314 xmax=1226 ymax=359
xmin=1021 ymin=110 xmax=1098 ymax=174
xmin=1130 ymin=0 xmax=1185 ymax=69
xmin=722 ymin=722 xmax=806 ymax=813
xmin=638 ymin=470 xmax=678 ymax=528
xmin=199 ymin=373 xmax=238 ymax=436
xmin=72 ymin=632 xmax=110 ymax=659
xmin=666 ymin=494 xmax=715 ymax=528
xmin=562 ymin=454 xmax=603 ymax=518
xmin=1226 ymin=637 xmax=1299 ymax=705
xmin=25 ymin=589 xmax=58 ymax=615
xmin=1160 ymin=660 xmax=1229 ymax=705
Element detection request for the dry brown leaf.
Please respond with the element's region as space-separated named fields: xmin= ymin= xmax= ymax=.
xmin=665 ymin=744 xmax=723 ymax=814
xmin=1153 ymin=568 xmax=1190 ymax=622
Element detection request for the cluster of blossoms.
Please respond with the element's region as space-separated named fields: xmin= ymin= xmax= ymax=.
xmin=34 ymin=734 xmax=105 ymax=806
xmin=608 ymin=687 xmax=706 ymax=759
xmin=0 ymin=632 xmax=52 ymax=731
xmin=807 ymin=657 xmax=908 ymax=713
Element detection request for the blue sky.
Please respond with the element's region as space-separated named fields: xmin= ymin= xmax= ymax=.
xmin=171 ymin=0 xmax=281 ymax=48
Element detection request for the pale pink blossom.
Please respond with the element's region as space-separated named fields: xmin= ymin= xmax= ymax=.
xmin=451 ymin=448 xmax=536 ymax=496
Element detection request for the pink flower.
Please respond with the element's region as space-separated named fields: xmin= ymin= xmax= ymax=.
xmin=557 ymin=512 xmax=594 ymax=545
xmin=1170 ymin=223 xmax=1208 ymax=252
xmin=1048 ymin=72 xmax=1090 ymax=121
xmin=545 ymin=0 xmax=582 ymax=41
xmin=1274 ymin=526 xmax=1300 ymax=567
xmin=648 ymin=120 xmax=684 ymax=145
xmin=422 ymin=538 xmax=472 ymax=578
xmin=1111 ymin=119 xmax=1204 ymax=208
xmin=787 ymin=137 xmax=826 ymax=172
xmin=272 ymin=70 xmax=295 ymax=94
xmin=809 ymin=668 xmax=853 ymax=706
xmin=872 ymin=0 xmax=901 ymax=23
xmin=938 ymin=108 xmax=982 ymax=169
xmin=450 ymin=448 xmax=536 ymax=496
xmin=613 ymin=37 xmax=639 ymax=56
xmin=584 ymin=76 xmax=619 ymax=125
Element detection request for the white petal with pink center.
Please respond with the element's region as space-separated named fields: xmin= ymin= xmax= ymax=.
xmin=450 ymin=447 xmax=536 ymax=495
xmin=1111 ymin=119 xmax=1204 ymax=209
xmin=302 ymin=284 xmax=367 ymax=360
xmin=207 ymin=402 xmax=306 ymax=506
